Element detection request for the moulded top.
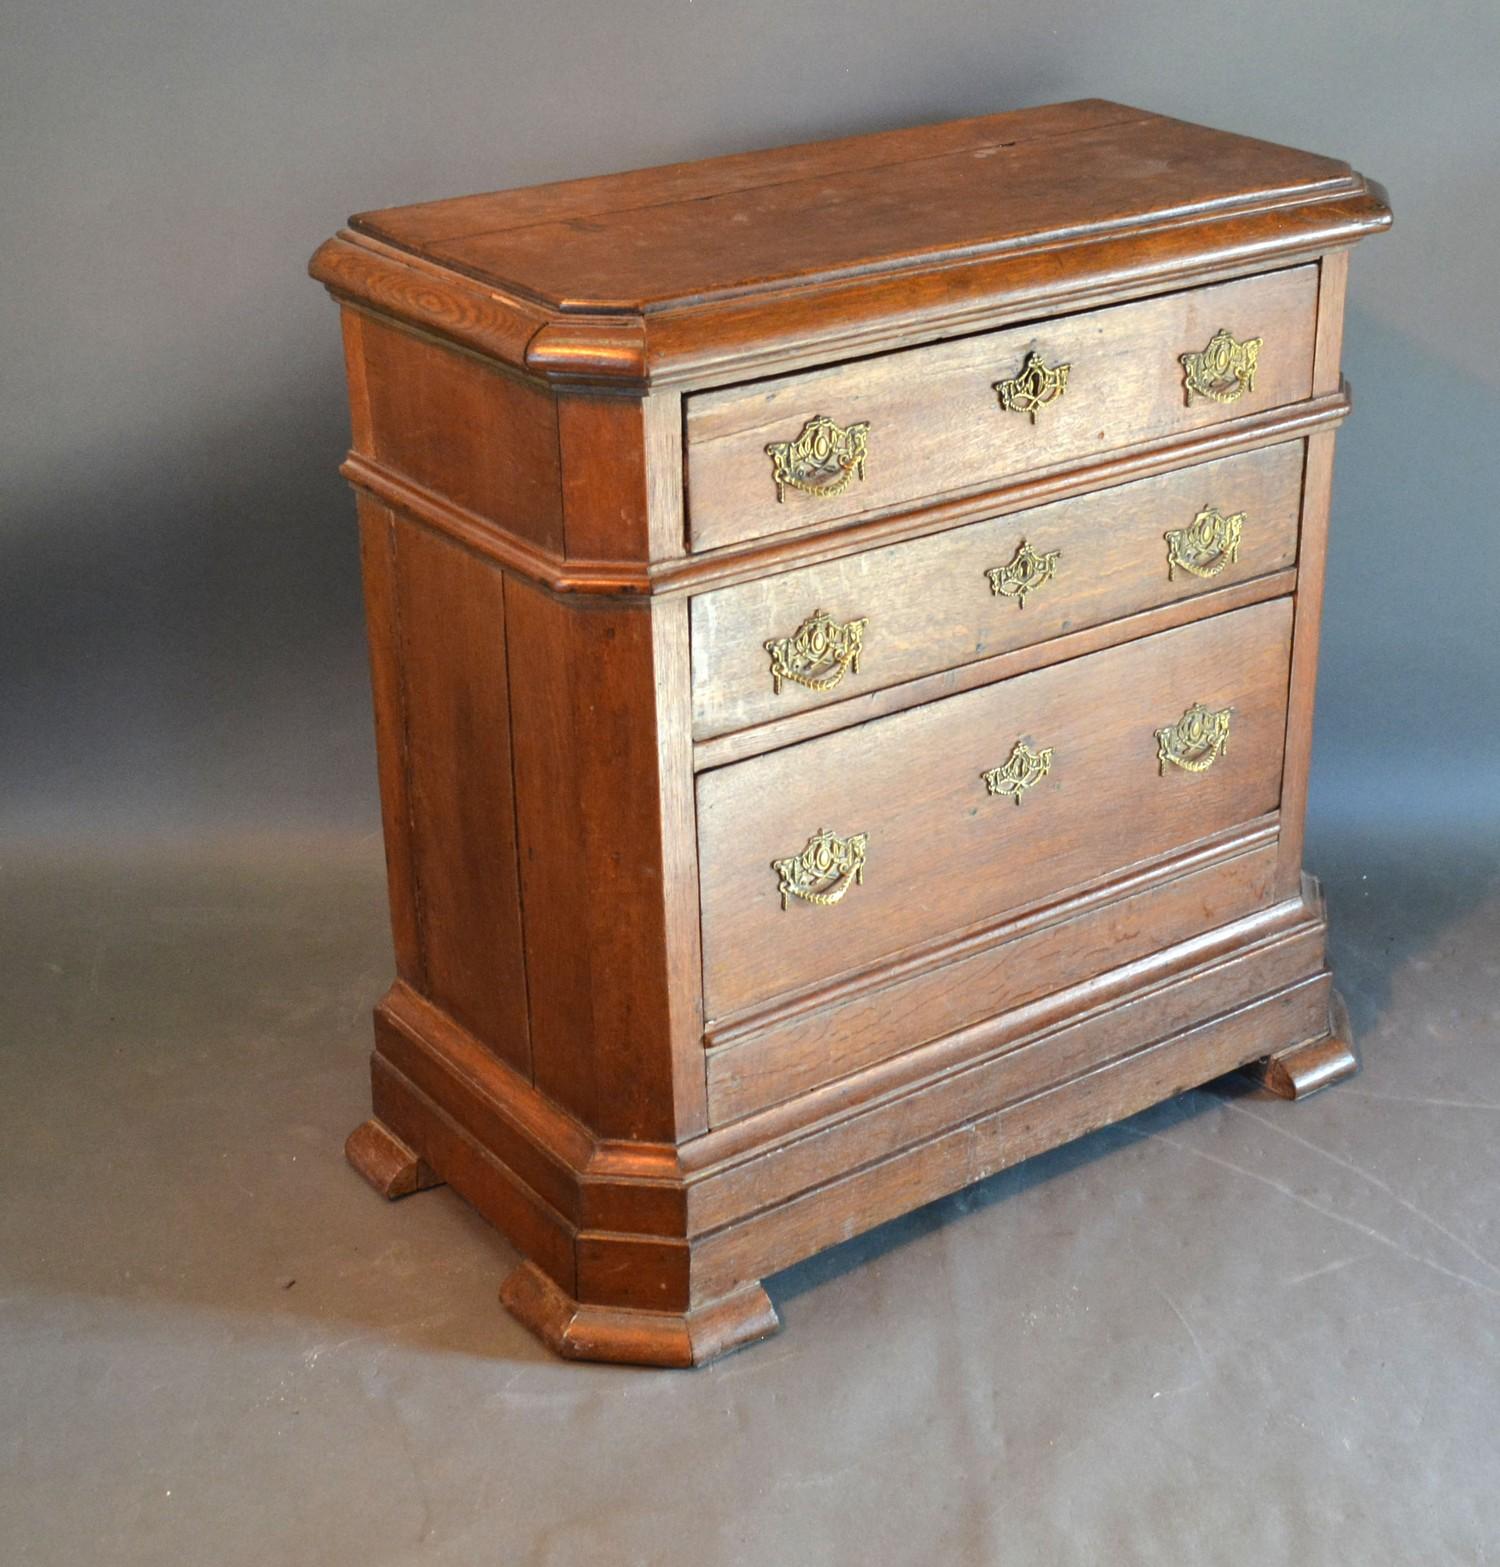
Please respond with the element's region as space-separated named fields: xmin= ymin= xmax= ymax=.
xmin=351 ymin=100 xmax=1372 ymax=313
xmin=314 ymin=100 xmax=1388 ymax=384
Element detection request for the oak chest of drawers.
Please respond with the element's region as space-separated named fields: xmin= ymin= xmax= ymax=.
xmin=311 ymin=100 xmax=1390 ymax=1365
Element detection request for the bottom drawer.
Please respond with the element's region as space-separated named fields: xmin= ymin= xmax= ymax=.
xmin=696 ymin=596 xmax=1294 ymax=1019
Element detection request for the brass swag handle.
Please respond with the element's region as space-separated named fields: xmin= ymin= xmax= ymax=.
xmin=982 ymin=740 xmax=1053 ymax=805
xmin=986 ymin=539 xmax=1060 ymax=608
xmin=1156 ymin=703 xmax=1232 ymax=775
xmin=1180 ymin=328 xmax=1262 ymax=405
xmin=994 ymin=350 xmax=1070 ymax=423
xmin=766 ymin=414 xmax=870 ymax=503
xmin=765 ymin=609 xmax=868 ymax=695
xmin=773 ymin=828 xmax=868 ymax=910
xmin=1165 ymin=505 xmax=1246 ymax=581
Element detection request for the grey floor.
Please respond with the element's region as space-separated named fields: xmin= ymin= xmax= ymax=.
xmin=2 ymin=828 xmax=1497 ymax=1565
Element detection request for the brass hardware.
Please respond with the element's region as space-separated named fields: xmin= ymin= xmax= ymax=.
xmin=765 ymin=609 xmax=868 ymax=695
xmin=986 ymin=539 xmax=1060 ymax=608
xmin=982 ymin=740 xmax=1053 ymax=805
xmin=765 ymin=414 xmax=870 ymax=502
xmin=1180 ymin=328 xmax=1262 ymax=405
xmin=994 ymin=351 xmax=1071 ymax=423
xmin=1166 ymin=505 xmax=1246 ymax=580
xmin=772 ymin=828 xmax=868 ymax=910
xmin=1156 ymin=703 xmax=1232 ymax=775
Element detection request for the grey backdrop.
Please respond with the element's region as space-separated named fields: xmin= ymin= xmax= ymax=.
xmin=5 ymin=0 xmax=1498 ymax=844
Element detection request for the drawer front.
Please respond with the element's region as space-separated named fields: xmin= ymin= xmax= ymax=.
xmin=685 ymin=266 xmax=1317 ymax=553
xmin=696 ymin=596 xmax=1294 ymax=1020
xmin=691 ymin=441 xmax=1303 ymax=739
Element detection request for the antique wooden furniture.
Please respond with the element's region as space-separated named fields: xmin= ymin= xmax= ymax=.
xmin=311 ymin=101 xmax=1390 ymax=1365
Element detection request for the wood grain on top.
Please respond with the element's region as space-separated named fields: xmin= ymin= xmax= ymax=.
xmin=351 ymin=101 xmax=1359 ymax=312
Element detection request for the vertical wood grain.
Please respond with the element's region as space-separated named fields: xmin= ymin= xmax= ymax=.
xmin=1276 ymin=250 xmax=1350 ymax=895
xmin=650 ymin=593 xmax=709 ymax=1137
xmin=355 ymin=496 xmax=424 ymax=987
xmin=339 ymin=307 xmax=375 ymax=455
xmin=1311 ymin=250 xmax=1349 ymax=397
xmin=558 ymin=394 xmax=648 ymax=561
xmin=645 ymin=390 xmax=687 ymax=562
xmin=506 ymin=582 xmax=707 ymax=1140
xmin=360 ymin=312 xmax=564 ymax=549
xmin=392 ymin=518 xmax=532 ymax=1074
xmin=1275 ymin=430 xmax=1338 ymax=897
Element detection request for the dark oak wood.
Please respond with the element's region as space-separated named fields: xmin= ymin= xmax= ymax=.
xmin=697 ymin=598 xmax=1293 ymax=1018
xmin=310 ymin=102 xmax=1386 ymax=388
xmin=353 ymin=310 xmax=564 ymax=552
xmin=500 ymin=1260 xmax=780 ymax=1368
xmin=349 ymin=102 xmax=1367 ymax=322
xmin=389 ymin=514 xmax=531 ymax=1072
xmin=691 ymin=440 xmax=1304 ymax=739
xmin=685 ymin=267 xmax=1317 ymax=552
xmin=311 ymin=103 xmax=1388 ymax=1366
xmin=705 ymin=827 xmax=1282 ymax=1122
xmin=345 ymin=1118 xmax=443 ymax=1200
xmin=1246 ymin=987 xmax=1357 ymax=1097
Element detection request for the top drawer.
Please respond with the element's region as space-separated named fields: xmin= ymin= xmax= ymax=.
xmin=684 ymin=266 xmax=1318 ymax=553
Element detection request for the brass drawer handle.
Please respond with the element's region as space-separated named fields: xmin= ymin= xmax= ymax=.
xmin=765 ymin=609 xmax=868 ymax=695
xmin=1180 ymin=328 xmax=1262 ymax=405
xmin=773 ymin=828 xmax=868 ymax=910
xmin=983 ymin=740 xmax=1053 ymax=805
xmin=1156 ymin=703 xmax=1232 ymax=774
xmin=1166 ymin=505 xmax=1245 ymax=580
xmin=986 ymin=539 xmax=1059 ymax=607
xmin=994 ymin=350 xmax=1070 ymax=423
xmin=766 ymin=414 xmax=870 ymax=503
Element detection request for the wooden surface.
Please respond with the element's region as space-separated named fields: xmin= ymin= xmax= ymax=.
xmin=697 ymin=597 xmax=1293 ymax=1019
xmin=344 ymin=1118 xmax=443 ymax=1200
xmin=310 ymin=103 xmax=1387 ymax=387
xmin=311 ymin=103 xmax=1388 ymax=1364
xmin=705 ymin=828 xmax=1281 ymax=1123
xmin=691 ymin=439 xmax=1304 ymax=738
xmin=1247 ymin=987 xmax=1358 ymax=1097
xmin=352 ymin=103 xmax=1353 ymax=313
xmin=685 ymin=266 xmax=1317 ymax=551
xmin=356 ymin=310 xmax=563 ymax=551
xmin=386 ymin=514 xmax=532 ymax=1072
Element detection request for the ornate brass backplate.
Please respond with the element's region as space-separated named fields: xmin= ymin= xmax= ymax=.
xmin=1165 ymin=505 xmax=1246 ymax=580
xmin=772 ymin=828 xmax=868 ymax=910
xmin=765 ymin=413 xmax=870 ymax=502
xmin=982 ymin=740 xmax=1053 ymax=805
xmin=1156 ymin=703 xmax=1232 ymax=775
xmin=994 ymin=350 xmax=1070 ymax=423
xmin=765 ymin=608 xmax=868 ymax=695
xmin=986 ymin=539 xmax=1060 ymax=608
xmin=1179 ymin=328 xmax=1262 ymax=405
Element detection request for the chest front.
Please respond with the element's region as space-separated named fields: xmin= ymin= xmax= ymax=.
xmin=313 ymin=99 xmax=1389 ymax=1365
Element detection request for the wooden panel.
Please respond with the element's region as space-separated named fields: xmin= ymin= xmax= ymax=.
xmin=690 ymin=917 xmax=1325 ymax=1233
xmin=691 ymin=440 xmax=1304 ymax=738
xmin=1276 ymin=429 xmax=1338 ymax=897
xmin=363 ymin=109 xmax=1351 ymax=313
xmin=506 ymin=582 xmax=707 ymax=1141
xmin=688 ymin=972 xmax=1331 ymax=1301
xmin=358 ymin=311 xmax=563 ymax=549
xmin=354 ymin=101 xmax=1144 ymax=250
xmin=371 ymin=1053 xmax=574 ymax=1292
xmin=695 ymin=571 xmax=1298 ymax=771
xmin=705 ymin=834 xmax=1279 ymax=1123
xmin=392 ymin=517 xmax=531 ymax=1073
xmin=697 ymin=597 xmax=1295 ymax=1019
xmin=684 ymin=267 xmax=1317 ymax=552
xmin=354 ymin=498 xmax=423 ymax=986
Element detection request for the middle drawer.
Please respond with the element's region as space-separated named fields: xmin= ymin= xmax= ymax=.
xmin=696 ymin=595 xmax=1293 ymax=1020
xmin=691 ymin=440 xmax=1303 ymax=740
